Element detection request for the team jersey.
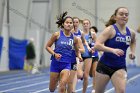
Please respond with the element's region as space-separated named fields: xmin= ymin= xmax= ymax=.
xmin=81 ymin=32 xmax=92 ymax=57
xmin=71 ymin=29 xmax=82 ymax=63
xmin=51 ymin=29 xmax=74 ymax=63
xmin=100 ymin=24 xmax=131 ymax=68
xmin=73 ymin=29 xmax=82 ymax=38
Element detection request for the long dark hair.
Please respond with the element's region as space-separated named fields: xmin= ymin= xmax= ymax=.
xmin=56 ymin=11 xmax=72 ymax=28
xmin=105 ymin=7 xmax=128 ymax=27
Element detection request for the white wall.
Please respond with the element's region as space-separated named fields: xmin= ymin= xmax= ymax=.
xmin=59 ymin=0 xmax=96 ymax=28
xmin=0 ymin=24 xmax=9 ymax=71
xmin=97 ymin=0 xmax=140 ymax=30
xmin=0 ymin=0 xmax=140 ymax=71
xmin=9 ymin=0 xmax=29 ymax=39
xmin=0 ymin=0 xmax=5 ymax=35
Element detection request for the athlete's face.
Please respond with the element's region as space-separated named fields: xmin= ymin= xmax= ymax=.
xmin=115 ymin=8 xmax=129 ymax=25
xmin=63 ymin=18 xmax=73 ymax=31
xmin=73 ymin=18 xmax=80 ymax=29
xmin=90 ymin=28 xmax=96 ymax=33
xmin=83 ymin=20 xmax=91 ymax=30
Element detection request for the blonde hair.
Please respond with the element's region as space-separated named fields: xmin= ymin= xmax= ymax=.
xmin=82 ymin=19 xmax=91 ymax=24
xmin=73 ymin=17 xmax=82 ymax=23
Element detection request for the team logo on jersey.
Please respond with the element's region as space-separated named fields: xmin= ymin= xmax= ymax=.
xmin=115 ymin=36 xmax=131 ymax=45
xmin=126 ymin=36 xmax=131 ymax=45
xmin=69 ymin=39 xmax=74 ymax=46
xmin=60 ymin=39 xmax=74 ymax=47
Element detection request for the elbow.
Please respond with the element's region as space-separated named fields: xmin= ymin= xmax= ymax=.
xmin=45 ymin=45 xmax=49 ymax=51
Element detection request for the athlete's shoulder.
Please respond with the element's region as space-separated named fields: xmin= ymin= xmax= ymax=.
xmin=52 ymin=31 xmax=60 ymax=39
xmin=105 ymin=25 xmax=114 ymax=31
xmin=101 ymin=25 xmax=114 ymax=35
xmin=100 ymin=25 xmax=115 ymax=39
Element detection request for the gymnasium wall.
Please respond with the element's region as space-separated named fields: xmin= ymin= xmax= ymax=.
xmin=0 ymin=0 xmax=140 ymax=71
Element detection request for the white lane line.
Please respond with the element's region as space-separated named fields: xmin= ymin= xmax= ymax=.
xmin=0 ymin=76 xmax=48 ymax=87
xmin=0 ymin=73 xmax=46 ymax=83
xmin=0 ymin=80 xmax=49 ymax=92
xmin=31 ymin=88 xmax=49 ymax=93
xmin=0 ymin=72 xmax=27 ymax=79
xmin=75 ymin=73 xmax=140 ymax=93
xmin=105 ymin=73 xmax=140 ymax=93
xmin=76 ymin=84 xmax=92 ymax=92
xmin=0 ymin=70 xmax=49 ymax=79
xmin=75 ymin=78 xmax=93 ymax=92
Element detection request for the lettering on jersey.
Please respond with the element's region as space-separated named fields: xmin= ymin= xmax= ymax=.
xmin=115 ymin=36 xmax=131 ymax=45
xmin=69 ymin=39 xmax=74 ymax=46
xmin=61 ymin=39 xmax=74 ymax=47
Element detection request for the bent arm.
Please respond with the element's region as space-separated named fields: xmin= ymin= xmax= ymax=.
xmin=77 ymin=37 xmax=85 ymax=53
xmin=81 ymin=31 xmax=91 ymax=51
xmin=45 ymin=32 xmax=58 ymax=55
xmin=129 ymin=30 xmax=136 ymax=59
xmin=94 ymin=26 xmax=114 ymax=52
xmin=74 ymin=37 xmax=82 ymax=60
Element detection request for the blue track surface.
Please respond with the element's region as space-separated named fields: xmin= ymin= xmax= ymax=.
xmin=0 ymin=66 xmax=140 ymax=93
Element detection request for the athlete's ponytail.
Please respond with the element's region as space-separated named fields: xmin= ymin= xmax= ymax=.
xmin=56 ymin=11 xmax=72 ymax=28
xmin=105 ymin=14 xmax=116 ymax=27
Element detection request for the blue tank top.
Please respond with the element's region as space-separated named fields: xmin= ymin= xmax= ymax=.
xmin=73 ymin=29 xmax=82 ymax=38
xmin=51 ymin=30 xmax=74 ymax=63
xmin=71 ymin=29 xmax=82 ymax=63
xmin=81 ymin=32 xmax=92 ymax=57
xmin=100 ymin=24 xmax=131 ymax=68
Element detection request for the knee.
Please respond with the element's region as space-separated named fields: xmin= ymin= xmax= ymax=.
xmin=83 ymin=73 xmax=89 ymax=80
xmin=77 ymin=72 xmax=83 ymax=79
xmin=68 ymin=80 xmax=73 ymax=87
xmin=68 ymin=80 xmax=73 ymax=85
xmin=77 ymin=74 xmax=83 ymax=79
xmin=59 ymin=80 xmax=67 ymax=87
xmin=59 ymin=80 xmax=67 ymax=92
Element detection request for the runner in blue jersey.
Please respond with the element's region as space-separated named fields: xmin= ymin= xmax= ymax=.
xmin=81 ymin=19 xmax=94 ymax=93
xmin=46 ymin=12 xmax=82 ymax=93
xmin=94 ymin=7 xmax=136 ymax=93
xmin=89 ymin=26 xmax=99 ymax=93
xmin=67 ymin=17 xmax=89 ymax=93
